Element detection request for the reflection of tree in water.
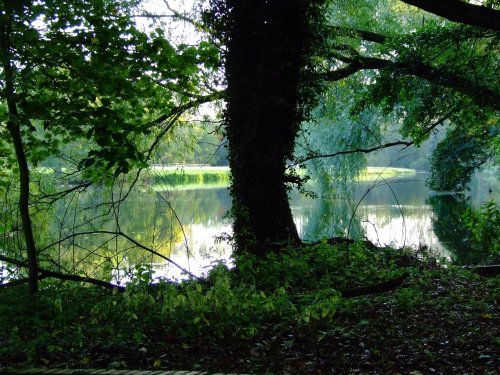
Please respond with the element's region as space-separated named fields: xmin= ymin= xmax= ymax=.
xmin=45 ymin=184 xmax=232 ymax=280
xmin=115 ymin=187 xmax=231 ymax=258
xmin=428 ymin=195 xmax=485 ymax=265
xmin=297 ymin=194 xmax=364 ymax=242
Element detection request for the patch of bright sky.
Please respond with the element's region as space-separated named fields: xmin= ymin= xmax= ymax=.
xmin=135 ymin=0 xmax=221 ymax=118
xmin=135 ymin=0 xmax=206 ymax=45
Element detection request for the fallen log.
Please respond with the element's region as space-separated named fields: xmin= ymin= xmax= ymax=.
xmin=463 ymin=264 xmax=500 ymax=277
xmin=339 ymin=271 xmax=409 ymax=298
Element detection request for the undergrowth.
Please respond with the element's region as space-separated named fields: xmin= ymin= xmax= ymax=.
xmin=0 ymin=243 xmax=497 ymax=373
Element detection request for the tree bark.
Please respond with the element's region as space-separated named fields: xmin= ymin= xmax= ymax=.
xmin=223 ymin=0 xmax=308 ymax=255
xmin=0 ymin=10 xmax=39 ymax=293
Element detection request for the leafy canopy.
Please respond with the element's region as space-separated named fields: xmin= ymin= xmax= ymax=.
xmin=0 ymin=0 xmax=220 ymax=177
xmin=299 ymin=0 xmax=499 ymax=192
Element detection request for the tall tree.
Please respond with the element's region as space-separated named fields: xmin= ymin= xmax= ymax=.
xmin=208 ymin=0 xmax=498 ymax=255
xmin=208 ymin=0 xmax=329 ymax=255
xmin=0 ymin=0 xmax=38 ymax=292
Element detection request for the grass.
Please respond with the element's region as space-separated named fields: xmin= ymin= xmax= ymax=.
xmin=143 ymin=166 xmax=230 ymax=188
xmin=356 ymin=166 xmax=416 ymax=181
xmin=18 ymin=165 xmax=416 ymax=189
xmin=143 ymin=165 xmax=416 ymax=189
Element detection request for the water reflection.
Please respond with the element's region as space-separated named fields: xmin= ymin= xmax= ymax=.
xmin=291 ymin=177 xmax=451 ymax=257
xmin=41 ymin=172 xmax=497 ymax=282
xmin=428 ymin=195 xmax=489 ymax=265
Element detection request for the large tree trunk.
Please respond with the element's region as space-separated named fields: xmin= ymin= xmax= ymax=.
xmin=1 ymin=7 xmax=39 ymax=293
xmin=224 ymin=0 xmax=309 ymax=255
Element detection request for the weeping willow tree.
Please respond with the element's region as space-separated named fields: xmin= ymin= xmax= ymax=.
xmin=298 ymin=0 xmax=499 ymax=194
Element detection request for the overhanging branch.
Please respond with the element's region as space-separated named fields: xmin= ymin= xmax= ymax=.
xmin=400 ymin=0 xmax=500 ymax=31
xmin=298 ymin=112 xmax=451 ymax=165
xmin=324 ymin=55 xmax=500 ymax=111
xmin=0 ymin=254 xmax=121 ymax=290
xmin=297 ymin=140 xmax=414 ymax=164
xmin=330 ymin=26 xmax=387 ymax=44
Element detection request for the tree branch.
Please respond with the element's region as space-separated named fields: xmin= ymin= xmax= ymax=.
xmin=146 ymin=92 xmax=222 ymax=129
xmin=0 ymin=254 xmax=26 ymax=267
xmin=0 ymin=254 xmax=122 ymax=290
xmin=324 ymin=56 xmax=500 ymax=111
xmin=330 ymin=26 xmax=387 ymax=44
xmin=40 ymin=230 xmax=205 ymax=282
xmin=145 ymin=92 xmax=222 ymax=163
xmin=39 ymin=269 xmax=123 ymax=290
xmin=0 ymin=278 xmax=31 ymax=288
xmin=297 ymin=112 xmax=450 ymax=165
xmin=324 ymin=55 xmax=392 ymax=81
xmin=161 ymin=0 xmax=207 ymax=32
xmin=297 ymin=140 xmax=414 ymax=164
xmin=400 ymin=0 xmax=500 ymax=31
xmin=38 ymin=181 xmax=92 ymax=206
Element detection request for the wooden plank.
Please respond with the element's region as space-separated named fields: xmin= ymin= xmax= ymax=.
xmin=1 ymin=369 xmax=247 ymax=375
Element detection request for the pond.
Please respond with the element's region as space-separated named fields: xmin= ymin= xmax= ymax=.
xmin=4 ymin=172 xmax=496 ymax=284
xmin=297 ymin=173 xmax=497 ymax=263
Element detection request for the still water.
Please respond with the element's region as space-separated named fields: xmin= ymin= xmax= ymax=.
xmin=44 ymin=172 xmax=498 ymax=283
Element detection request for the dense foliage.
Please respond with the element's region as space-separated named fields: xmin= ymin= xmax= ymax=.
xmin=0 ymin=243 xmax=497 ymax=373
xmin=0 ymin=0 xmax=219 ymax=176
xmin=463 ymin=201 xmax=500 ymax=257
xmin=299 ymin=0 xmax=499 ymax=193
xmin=0 ymin=1 xmax=498 ymax=373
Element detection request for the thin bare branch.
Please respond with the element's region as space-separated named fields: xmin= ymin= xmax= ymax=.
xmin=160 ymin=0 xmax=207 ymax=32
xmin=40 ymin=230 xmax=205 ymax=282
xmin=297 ymin=112 xmax=451 ymax=164
xmin=297 ymin=140 xmax=413 ymax=164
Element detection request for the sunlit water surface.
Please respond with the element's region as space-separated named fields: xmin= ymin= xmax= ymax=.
xmin=2 ymin=172 xmax=497 ymax=284
xmin=109 ymin=172 xmax=498 ymax=282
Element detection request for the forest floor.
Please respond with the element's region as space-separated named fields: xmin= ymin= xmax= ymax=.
xmin=0 ymin=243 xmax=498 ymax=374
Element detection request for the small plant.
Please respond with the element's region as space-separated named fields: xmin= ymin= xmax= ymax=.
xmin=395 ymin=287 xmax=422 ymax=311
xmin=463 ymin=201 xmax=500 ymax=256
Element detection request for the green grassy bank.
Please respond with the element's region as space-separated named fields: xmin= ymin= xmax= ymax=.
xmin=143 ymin=165 xmax=416 ymax=189
xmin=24 ymin=166 xmax=415 ymax=188
xmin=143 ymin=166 xmax=231 ymax=189
xmin=356 ymin=166 xmax=416 ymax=181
